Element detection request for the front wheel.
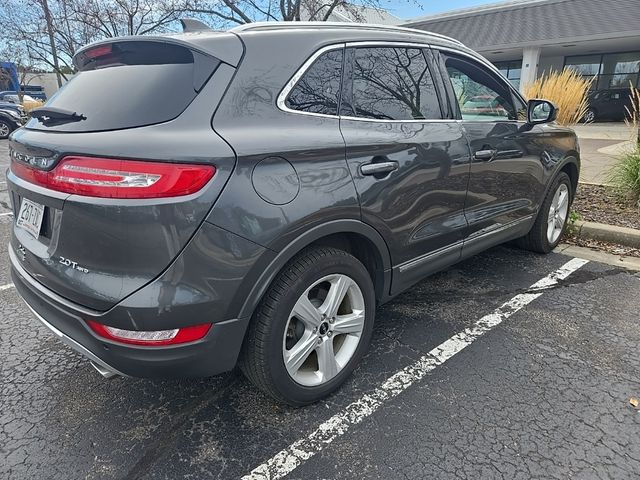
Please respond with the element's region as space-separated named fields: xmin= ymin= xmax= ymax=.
xmin=518 ymin=172 xmax=572 ymax=253
xmin=240 ymin=246 xmax=375 ymax=406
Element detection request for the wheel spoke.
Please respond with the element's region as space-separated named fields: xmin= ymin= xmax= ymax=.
xmin=284 ymin=333 xmax=317 ymax=375
xmin=558 ymin=207 xmax=568 ymax=225
xmin=292 ymin=295 xmax=322 ymax=329
xmin=547 ymin=216 xmax=555 ymax=240
xmin=317 ymin=339 xmax=339 ymax=382
xmin=321 ymin=275 xmax=351 ymax=319
xmin=557 ymin=189 xmax=569 ymax=211
xmin=332 ymin=310 xmax=364 ymax=335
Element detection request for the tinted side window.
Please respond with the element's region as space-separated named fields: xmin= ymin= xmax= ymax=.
xmin=445 ymin=54 xmax=517 ymax=121
xmin=349 ymin=47 xmax=441 ymax=120
xmin=285 ymin=49 xmax=344 ymax=116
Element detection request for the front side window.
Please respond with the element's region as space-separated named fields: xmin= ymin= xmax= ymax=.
xmin=348 ymin=47 xmax=442 ymax=121
xmin=285 ymin=48 xmax=344 ymax=116
xmin=445 ymin=54 xmax=517 ymax=122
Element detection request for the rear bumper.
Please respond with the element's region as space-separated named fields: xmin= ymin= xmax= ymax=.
xmin=23 ymin=300 xmax=126 ymax=378
xmin=10 ymin=249 xmax=251 ymax=379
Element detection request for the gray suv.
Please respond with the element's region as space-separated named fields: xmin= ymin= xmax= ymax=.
xmin=7 ymin=22 xmax=579 ymax=405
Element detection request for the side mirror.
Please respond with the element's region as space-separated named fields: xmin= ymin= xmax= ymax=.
xmin=527 ymin=99 xmax=557 ymax=125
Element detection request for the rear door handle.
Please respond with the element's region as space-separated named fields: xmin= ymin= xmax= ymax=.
xmin=360 ymin=161 xmax=399 ymax=176
xmin=473 ymin=149 xmax=498 ymax=161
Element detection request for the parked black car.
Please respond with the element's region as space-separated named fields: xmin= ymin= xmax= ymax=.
xmin=0 ymin=102 xmax=26 ymax=139
xmin=583 ymin=88 xmax=634 ymax=122
xmin=6 ymin=22 xmax=579 ymax=405
xmin=21 ymin=85 xmax=48 ymax=101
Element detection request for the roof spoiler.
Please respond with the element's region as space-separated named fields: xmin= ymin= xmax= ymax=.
xmin=180 ymin=18 xmax=213 ymax=33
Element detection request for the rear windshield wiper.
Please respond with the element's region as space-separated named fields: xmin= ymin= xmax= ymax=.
xmin=30 ymin=107 xmax=87 ymax=126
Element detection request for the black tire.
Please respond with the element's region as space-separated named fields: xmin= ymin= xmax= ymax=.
xmin=518 ymin=172 xmax=572 ymax=253
xmin=239 ymin=246 xmax=376 ymax=406
xmin=0 ymin=120 xmax=13 ymax=140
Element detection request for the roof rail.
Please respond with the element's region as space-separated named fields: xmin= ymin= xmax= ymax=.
xmin=180 ymin=18 xmax=214 ymax=33
xmin=230 ymin=21 xmax=464 ymax=46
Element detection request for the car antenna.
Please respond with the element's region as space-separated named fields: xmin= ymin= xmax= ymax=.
xmin=179 ymin=18 xmax=213 ymax=33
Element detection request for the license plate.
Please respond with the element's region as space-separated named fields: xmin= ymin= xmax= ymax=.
xmin=16 ymin=198 xmax=45 ymax=240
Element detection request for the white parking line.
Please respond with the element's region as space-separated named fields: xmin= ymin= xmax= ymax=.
xmin=0 ymin=212 xmax=13 ymax=217
xmin=242 ymin=257 xmax=589 ymax=480
xmin=0 ymin=283 xmax=14 ymax=291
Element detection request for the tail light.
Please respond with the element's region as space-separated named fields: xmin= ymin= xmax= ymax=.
xmin=86 ymin=320 xmax=212 ymax=346
xmin=11 ymin=156 xmax=215 ymax=199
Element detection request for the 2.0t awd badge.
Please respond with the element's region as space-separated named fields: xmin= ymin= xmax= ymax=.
xmin=59 ymin=256 xmax=89 ymax=274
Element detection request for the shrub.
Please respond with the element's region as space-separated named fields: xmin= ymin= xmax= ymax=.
xmin=566 ymin=210 xmax=583 ymax=236
xmin=523 ymin=69 xmax=593 ymax=126
xmin=21 ymin=99 xmax=44 ymax=111
xmin=609 ymin=86 xmax=640 ymax=204
xmin=609 ymin=146 xmax=640 ymax=206
xmin=624 ymin=86 xmax=640 ymax=146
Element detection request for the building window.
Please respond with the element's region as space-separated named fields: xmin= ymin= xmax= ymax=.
xmin=494 ymin=60 xmax=522 ymax=89
xmin=564 ymin=52 xmax=640 ymax=90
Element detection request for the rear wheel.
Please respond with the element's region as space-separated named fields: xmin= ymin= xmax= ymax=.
xmin=518 ymin=172 xmax=572 ymax=253
xmin=240 ymin=246 xmax=375 ymax=406
xmin=0 ymin=120 xmax=12 ymax=139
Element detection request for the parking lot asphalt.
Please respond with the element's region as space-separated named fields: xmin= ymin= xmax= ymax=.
xmin=1 ymin=138 xmax=640 ymax=479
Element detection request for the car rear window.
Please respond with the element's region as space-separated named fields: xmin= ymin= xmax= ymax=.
xmin=26 ymin=41 xmax=220 ymax=133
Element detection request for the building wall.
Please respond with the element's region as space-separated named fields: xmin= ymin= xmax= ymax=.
xmin=404 ymin=0 xmax=640 ymax=92
xmin=403 ymin=0 xmax=640 ymax=53
xmin=23 ymin=72 xmax=69 ymax=98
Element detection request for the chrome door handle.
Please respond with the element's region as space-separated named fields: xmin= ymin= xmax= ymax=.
xmin=473 ymin=149 xmax=498 ymax=161
xmin=360 ymin=161 xmax=399 ymax=176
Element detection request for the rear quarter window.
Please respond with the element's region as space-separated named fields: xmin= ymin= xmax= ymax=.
xmin=285 ymin=48 xmax=344 ymax=116
xmin=26 ymin=41 xmax=220 ymax=133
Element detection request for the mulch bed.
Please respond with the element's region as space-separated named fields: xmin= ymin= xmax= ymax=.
xmin=572 ymin=183 xmax=640 ymax=229
xmin=566 ymin=183 xmax=640 ymax=258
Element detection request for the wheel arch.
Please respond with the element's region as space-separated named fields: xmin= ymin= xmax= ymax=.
xmin=560 ymin=156 xmax=579 ymax=200
xmin=232 ymin=219 xmax=392 ymax=321
xmin=537 ymin=154 xmax=580 ymax=211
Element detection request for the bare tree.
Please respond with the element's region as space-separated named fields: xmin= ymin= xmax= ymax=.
xmin=0 ymin=0 xmax=411 ymax=83
xmin=0 ymin=41 xmax=44 ymax=102
xmin=180 ymin=0 xmax=392 ymax=24
xmin=0 ymin=0 xmax=193 ymax=79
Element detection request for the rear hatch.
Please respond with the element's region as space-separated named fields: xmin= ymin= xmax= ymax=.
xmin=7 ymin=38 xmax=240 ymax=311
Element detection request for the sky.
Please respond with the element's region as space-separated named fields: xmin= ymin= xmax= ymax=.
xmin=381 ymin=0 xmax=511 ymax=20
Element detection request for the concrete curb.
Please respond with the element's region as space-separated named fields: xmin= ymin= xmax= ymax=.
xmin=573 ymin=220 xmax=640 ymax=249
xmin=555 ymin=243 xmax=640 ymax=271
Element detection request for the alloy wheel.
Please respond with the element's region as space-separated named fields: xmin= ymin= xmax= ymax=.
xmin=282 ymin=273 xmax=365 ymax=387
xmin=0 ymin=122 xmax=10 ymax=138
xmin=583 ymin=110 xmax=595 ymax=123
xmin=547 ymin=183 xmax=569 ymax=244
